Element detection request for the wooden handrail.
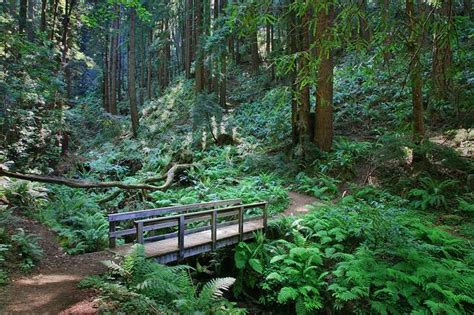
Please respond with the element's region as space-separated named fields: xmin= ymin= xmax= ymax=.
xmin=136 ymin=202 xmax=267 ymax=226
xmin=108 ymin=199 xmax=241 ymax=248
xmin=134 ymin=201 xmax=268 ymax=249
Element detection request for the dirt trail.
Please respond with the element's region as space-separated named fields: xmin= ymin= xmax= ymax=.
xmin=0 ymin=192 xmax=316 ymax=314
xmin=0 ymin=218 xmax=113 ymax=314
xmin=283 ymin=191 xmax=318 ymax=216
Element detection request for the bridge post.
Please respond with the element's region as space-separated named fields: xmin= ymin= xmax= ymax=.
xmin=136 ymin=221 xmax=144 ymax=244
xmin=178 ymin=216 xmax=185 ymax=260
xmin=263 ymin=203 xmax=268 ymax=233
xmin=238 ymin=206 xmax=244 ymax=241
xmin=109 ymin=221 xmax=116 ymax=248
xmin=211 ymin=210 xmax=217 ymax=250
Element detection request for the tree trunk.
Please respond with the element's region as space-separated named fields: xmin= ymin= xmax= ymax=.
xmin=432 ymin=0 xmax=453 ymax=100
xmin=19 ymin=0 xmax=27 ymax=34
xmin=298 ymin=11 xmax=311 ymax=148
xmin=195 ymin=0 xmax=205 ymax=92
xmin=184 ymin=0 xmax=193 ymax=79
xmin=40 ymin=0 xmax=47 ymax=32
xmin=359 ymin=0 xmax=370 ymax=42
xmin=109 ymin=6 xmax=119 ymax=115
xmin=129 ymin=8 xmax=139 ymax=138
xmin=314 ymin=1 xmax=335 ymax=152
xmin=146 ymin=29 xmax=153 ymax=100
xmin=407 ymin=0 xmax=425 ymax=143
xmin=27 ymin=0 xmax=35 ymax=40
xmin=103 ymin=32 xmax=110 ymax=112
xmin=463 ymin=0 xmax=472 ymax=17
xmin=250 ymin=29 xmax=260 ymax=75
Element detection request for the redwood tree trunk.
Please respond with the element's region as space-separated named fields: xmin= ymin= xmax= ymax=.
xmin=314 ymin=2 xmax=335 ymax=152
xmin=195 ymin=0 xmax=205 ymax=92
xmin=40 ymin=0 xmax=47 ymax=32
xmin=407 ymin=0 xmax=425 ymax=143
xmin=129 ymin=8 xmax=139 ymax=137
xmin=19 ymin=0 xmax=27 ymax=34
xmin=432 ymin=0 xmax=453 ymax=100
xmin=109 ymin=6 xmax=119 ymax=114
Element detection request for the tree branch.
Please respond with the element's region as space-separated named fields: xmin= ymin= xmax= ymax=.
xmin=0 ymin=164 xmax=195 ymax=191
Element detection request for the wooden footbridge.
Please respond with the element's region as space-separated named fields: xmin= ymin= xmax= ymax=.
xmin=108 ymin=199 xmax=267 ymax=264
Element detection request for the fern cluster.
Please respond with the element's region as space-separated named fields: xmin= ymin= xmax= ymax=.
xmin=234 ymin=190 xmax=474 ymax=314
xmin=81 ymin=245 xmax=245 ymax=314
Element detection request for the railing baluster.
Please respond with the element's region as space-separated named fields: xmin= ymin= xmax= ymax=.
xmin=178 ymin=216 xmax=185 ymax=260
xmin=238 ymin=206 xmax=244 ymax=241
xmin=109 ymin=221 xmax=116 ymax=248
xmin=211 ymin=210 xmax=217 ymax=250
xmin=263 ymin=203 xmax=268 ymax=233
xmin=136 ymin=221 xmax=144 ymax=244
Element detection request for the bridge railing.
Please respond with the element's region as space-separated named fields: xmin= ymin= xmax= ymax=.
xmin=107 ymin=199 xmax=242 ymax=248
xmin=134 ymin=202 xmax=267 ymax=259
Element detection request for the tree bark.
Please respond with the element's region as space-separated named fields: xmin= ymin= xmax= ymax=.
xmin=103 ymin=31 xmax=110 ymax=112
xmin=129 ymin=8 xmax=139 ymax=138
xmin=19 ymin=0 xmax=27 ymax=34
xmin=27 ymin=0 xmax=35 ymax=40
xmin=298 ymin=11 xmax=311 ymax=148
xmin=109 ymin=6 xmax=119 ymax=115
xmin=195 ymin=0 xmax=205 ymax=92
xmin=40 ymin=0 xmax=47 ymax=32
xmin=432 ymin=0 xmax=453 ymax=100
xmin=314 ymin=1 xmax=335 ymax=152
xmin=184 ymin=0 xmax=193 ymax=79
xmin=407 ymin=0 xmax=425 ymax=143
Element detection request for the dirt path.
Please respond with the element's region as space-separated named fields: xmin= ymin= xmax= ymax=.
xmin=0 ymin=217 xmax=113 ymax=314
xmin=283 ymin=191 xmax=319 ymax=216
xmin=0 ymin=193 xmax=317 ymax=314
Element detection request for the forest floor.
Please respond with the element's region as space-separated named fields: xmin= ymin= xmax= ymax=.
xmin=0 ymin=192 xmax=317 ymax=314
xmin=0 ymin=216 xmax=113 ymax=314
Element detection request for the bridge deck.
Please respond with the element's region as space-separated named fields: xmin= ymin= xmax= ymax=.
xmin=110 ymin=220 xmax=263 ymax=262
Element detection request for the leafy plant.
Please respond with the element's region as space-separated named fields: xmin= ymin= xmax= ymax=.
xmin=11 ymin=228 xmax=43 ymax=272
xmin=81 ymin=245 xmax=245 ymax=314
xmin=408 ymin=177 xmax=459 ymax=210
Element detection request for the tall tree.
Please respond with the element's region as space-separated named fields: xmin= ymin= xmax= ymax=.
xmin=314 ymin=1 xmax=335 ymax=152
xmin=129 ymin=8 xmax=139 ymax=137
xmin=432 ymin=0 xmax=453 ymax=100
xmin=195 ymin=0 xmax=205 ymax=91
xmin=406 ymin=0 xmax=425 ymax=143
xmin=19 ymin=0 xmax=27 ymax=34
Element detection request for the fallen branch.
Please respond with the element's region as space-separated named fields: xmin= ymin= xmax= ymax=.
xmin=0 ymin=164 xmax=195 ymax=191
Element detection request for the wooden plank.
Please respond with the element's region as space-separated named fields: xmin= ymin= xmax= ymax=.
xmin=110 ymin=220 xmax=263 ymax=258
xmin=144 ymin=216 xmax=263 ymax=242
xmin=108 ymin=199 xmax=242 ymax=222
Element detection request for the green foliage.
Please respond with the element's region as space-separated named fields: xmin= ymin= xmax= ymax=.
xmin=82 ymin=245 xmax=245 ymax=314
xmin=234 ymin=190 xmax=474 ymax=314
xmin=295 ymin=173 xmax=339 ymax=200
xmin=0 ymin=243 xmax=10 ymax=285
xmin=37 ymin=187 xmax=108 ymax=254
xmin=233 ymin=87 xmax=291 ymax=146
xmin=11 ymin=228 xmax=43 ymax=272
xmin=408 ymin=176 xmax=459 ymax=211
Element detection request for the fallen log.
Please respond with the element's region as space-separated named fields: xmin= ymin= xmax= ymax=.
xmin=0 ymin=164 xmax=195 ymax=191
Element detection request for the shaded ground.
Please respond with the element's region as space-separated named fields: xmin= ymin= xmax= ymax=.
xmin=0 ymin=217 xmax=113 ymax=314
xmin=283 ymin=191 xmax=318 ymax=216
xmin=0 ymin=192 xmax=318 ymax=314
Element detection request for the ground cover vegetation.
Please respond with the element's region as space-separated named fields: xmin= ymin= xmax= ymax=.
xmin=0 ymin=0 xmax=473 ymax=313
